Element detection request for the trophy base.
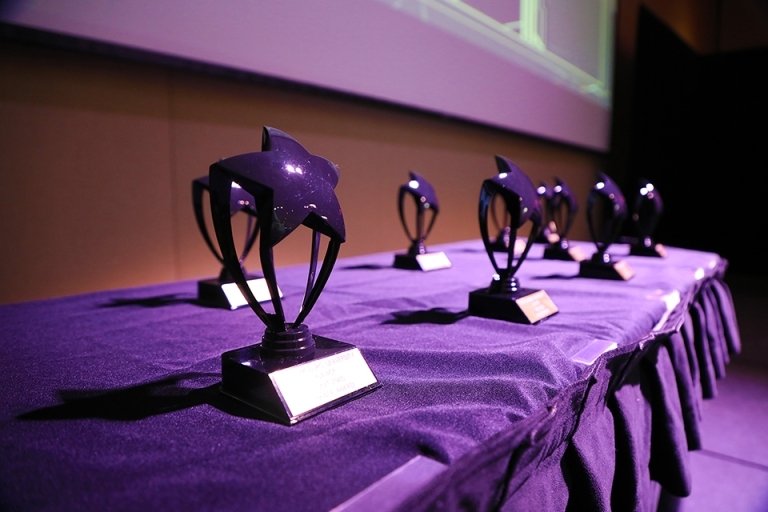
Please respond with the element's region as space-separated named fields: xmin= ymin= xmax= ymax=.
xmin=197 ymin=276 xmax=281 ymax=310
xmin=468 ymin=287 xmax=558 ymax=324
xmin=578 ymin=258 xmax=635 ymax=280
xmin=543 ymin=244 xmax=588 ymax=262
xmin=221 ymin=336 xmax=380 ymax=425
xmin=534 ymin=231 xmax=560 ymax=244
xmin=490 ymin=237 xmax=527 ymax=256
xmin=630 ymin=242 xmax=667 ymax=258
xmin=393 ymin=251 xmax=452 ymax=271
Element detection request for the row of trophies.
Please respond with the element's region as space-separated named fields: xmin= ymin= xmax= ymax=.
xmin=192 ymin=127 xmax=664 ymax=424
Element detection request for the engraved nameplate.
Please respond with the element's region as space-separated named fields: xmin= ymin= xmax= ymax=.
xmin=271 ymin=348 xmax=378 ymax=419
xmin=415 ymin=251 xmax=452 ymax=271
xmin=567 ymin=246 xmax=588 ymax=262
xmin=221 ymin=278 xmax=281 ymax=309
xmin=579 ymin=257 xmax=635 ymax=281
xmin=613 ymin=260 xmax=635 ymax=281
xmin=515 ymin=289 xmax=559 ymax=323
xmin=468 ymin=287 xmax=558 ymax=324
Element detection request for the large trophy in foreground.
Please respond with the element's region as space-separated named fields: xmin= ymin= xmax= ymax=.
xmin=579 ymin=173 xmax=635 ymax=280
xmin=208 ymin=127 xmax=380 ymax=424
xmin=468 ymin=156 xmax=558 ymax=324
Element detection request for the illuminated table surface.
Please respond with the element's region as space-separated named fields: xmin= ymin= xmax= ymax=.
xmin=0 ymin=240 xmax=739 ymax=511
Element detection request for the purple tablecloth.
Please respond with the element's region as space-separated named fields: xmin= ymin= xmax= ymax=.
xmin=0 ymin=240 xmax=739 ymax=511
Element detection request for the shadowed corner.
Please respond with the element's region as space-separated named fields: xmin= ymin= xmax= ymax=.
xmin=16 ymin=372 xmax=282 ymax=424
xmin=338 ymin=263 xmax=393 ymax=271
xmin=530 ymin=273 xmax=580 ymax=280
xmin=99 ymin=294 xmax=196 ymax=308
xmin=452 ymin=247 xmax=486 ymax=254
xmin=383 ymin=308 xmax=469 ymax=325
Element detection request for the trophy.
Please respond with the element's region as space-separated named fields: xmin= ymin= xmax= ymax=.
xmin=208 ymin=126 xmax=380 ymax=425
xmin=488 ymin=172 xmax=527 ymax=256
xmin=393 ymin=171 xmax=451 ymax=271
xmin=468 ymin=156 xmax=559 ymax=324
xmin=579 ymin=173 xmax=635 ymax=280
xmin=542 ymin=177 xmax=587 ymax=261
xmin=192 ymin=176 xmax=278 ymax=309
xmin=534 ymin=182 xmax=557 ymax=244
xmin=629 ymin=178 xmax=667 ymax=257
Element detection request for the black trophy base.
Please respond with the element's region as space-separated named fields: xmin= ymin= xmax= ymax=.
xmin=534 ymin=230 xmax=559 ymax=245
xmin=630 ymin=242 xmax=667 ymax=258
xmin=197 ymin=275 xmax=278 ymax=310
xmin=579 ymin=258 xmax=635 ymax=280
xmin=393 ymin=251 xmax=451 ymax=271
xmin=489 ymin=238 xmax=508 ymax=252
xmin=543 ymin=244 xmax=587 ymax=262
xmin=221 ymin=336 xmax=380 ymax=425
xmin=468 ymin=287 xmax=558 ymax=324
xmin=490 ymin=237 xmax=526 ymax=255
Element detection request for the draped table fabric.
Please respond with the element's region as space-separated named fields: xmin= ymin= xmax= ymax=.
xmin=0 ymin=240 xmax=739 ymax=511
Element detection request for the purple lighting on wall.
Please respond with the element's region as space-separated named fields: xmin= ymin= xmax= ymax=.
xmin=0 ymin=0 xmax=615 ymax=151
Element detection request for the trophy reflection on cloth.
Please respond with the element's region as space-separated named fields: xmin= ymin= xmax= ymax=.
xmin=579 ymin=173 xmax=635 ymax=280
xmin=629 ymin=178 xmax=667 ymax=257
xmin=393 ymin=171 xmax=451 ymax=271
xmin=543 ymin=177 xmax=587 ymax=261
xmin=468 ymin=156 xmax=558 ymax=324
xmin=209 ymin=126 xmax=380 ymax=425
xmin=192 ymin=176 xmax=277 ymax=309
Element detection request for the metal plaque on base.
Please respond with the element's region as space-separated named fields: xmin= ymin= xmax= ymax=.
xmin=197 ymin=275 xmax=279 ymax=310
xmin=221 ymin=335 xmax=379 ymax=425
xmin=543 ymin=243 xmax=588 ymax=262
xmin=393 ymin=172 xmax=451 ymax=271
xmin=192 ymin=176 xmax=276 ymax=308
xmin=393 ymin=251 xmax=452 ymax=271
xmin=468 ymin=155 xmax=558 ymax=324
xmin=630 ymin=241 xmax=667 ymax=258
xmin=468 ymin=287 xmax=558 ymax=324
xmin=579 ymin=173 xmax=635 ymax=281
xmin=209 ymin=126 xmax=380 ymax=424
xmin=579 ymin=254 xmax=635 ymax=281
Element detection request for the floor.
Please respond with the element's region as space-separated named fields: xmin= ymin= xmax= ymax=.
xmin=682 ymin=273 xmax=768 ymax=511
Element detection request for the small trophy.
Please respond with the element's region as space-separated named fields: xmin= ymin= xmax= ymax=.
xmin=543 ymin=177 xmax=587 ymax=261
xmin=488 ymin=173 xmax=527 ymax=256
xmin=393 ymin=171 xmax=451 ymax=271
xmin=192 ymin=176 xmax=278 ymax=309
xmin=488 ymin=189 xmax=513 ymax=252
xmin=629 ymin=178 xmax=667 ymax=257
xmin=579 ymin=173 xmax=635 ymax=280
xmin=468 ymin=156 xmax=559 ymax=324
xmin=534 ymin=182 xmax=557 ymax=244
xmin=208 ymin=126 xmax=380 ymax=425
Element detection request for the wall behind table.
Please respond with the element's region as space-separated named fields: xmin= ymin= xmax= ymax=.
xmin=0 ymin=39 xmax=602 ymax=305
